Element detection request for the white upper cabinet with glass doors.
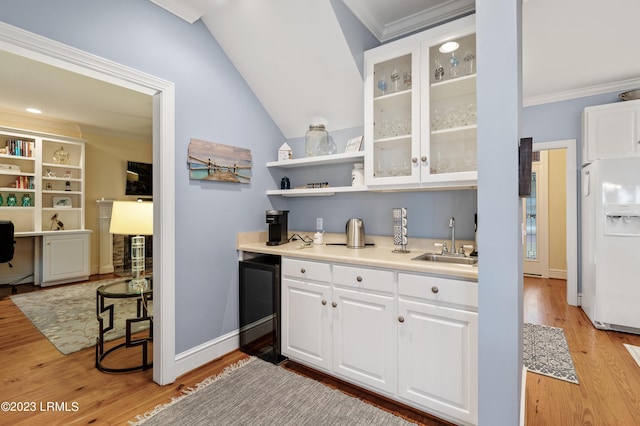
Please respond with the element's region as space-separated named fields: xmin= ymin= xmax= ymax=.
xmin=364 ymin=15 xmax=477 ymax=189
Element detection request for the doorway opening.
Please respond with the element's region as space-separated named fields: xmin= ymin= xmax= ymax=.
xmin=524 ymin=140 xmax=577 ymax=306
xmin=0 ymin=22 xmax=177 ymax=384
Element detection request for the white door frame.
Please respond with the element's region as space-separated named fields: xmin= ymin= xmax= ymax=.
xmin=0 ymin=22 xmax=177 ymax=384
xmin=532 ymin=139 xmax=578 ymax=306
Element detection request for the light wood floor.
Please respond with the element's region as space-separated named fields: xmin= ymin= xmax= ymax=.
xmin=1 ymin=276 xmax=639 ymax=425
xmin=523 ymin=276 xmax=640 ymax=425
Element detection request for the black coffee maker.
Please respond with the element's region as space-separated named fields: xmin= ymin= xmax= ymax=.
xmin=266 ymin=210 xmax=289 ymax=246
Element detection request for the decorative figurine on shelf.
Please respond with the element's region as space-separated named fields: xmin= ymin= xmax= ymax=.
xmin=278 ymin=142 xmax=292 ymax=161
xmin=53 ymin=146 xmax=70 ymax=165
xmin=50 ymin=213 xmax=64 ymax=231
xmin=21 ymin=193 xmax=31 ymax=207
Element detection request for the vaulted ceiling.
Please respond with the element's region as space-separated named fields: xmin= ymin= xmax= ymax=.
xmin=1 ymin=0 xmax=639 ymax=140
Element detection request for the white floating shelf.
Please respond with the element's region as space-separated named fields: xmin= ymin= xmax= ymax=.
xmin=267 ymin=151 xmax=365 ymax=169
xmin=267 ymin=185 xmax=369 ymax=197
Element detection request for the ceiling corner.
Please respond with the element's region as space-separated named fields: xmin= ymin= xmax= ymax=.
xmin=149 ymin=0 xmax=204 ymax=24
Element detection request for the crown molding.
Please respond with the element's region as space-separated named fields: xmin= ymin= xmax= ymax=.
xmin=523 ymin=77 xmax=640 ymax=107
xmin=149 ymin=0 xmax=204 ymax=24
xmin=343 ymin=0 xmax=474 ymax=42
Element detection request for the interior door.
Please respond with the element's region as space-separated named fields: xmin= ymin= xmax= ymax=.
xmin=523 ymin=151 xmax=548 ymax=276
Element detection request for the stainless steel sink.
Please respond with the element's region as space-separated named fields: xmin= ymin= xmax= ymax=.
xmin=412 ymin=252 xmax=478 ymax=266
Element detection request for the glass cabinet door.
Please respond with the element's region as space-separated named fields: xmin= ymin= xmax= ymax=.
xmin=424 ymin=32 xmax=477 ymax=180
xmin=365 ymin=46 xmax=420 ymax=186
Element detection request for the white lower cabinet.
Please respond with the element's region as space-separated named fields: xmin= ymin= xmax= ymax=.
xmin=281 ymin=276 xmax=332 ymax=371
xmin=397 ymin=272 xmax=478 ymax=425
xmin=281 ymin=257 xmax=478 ymax=426
xmin=41 ymin=232 xmax=90 ymax=285
xmin=332 ymin=286 xmax=395 ymax=395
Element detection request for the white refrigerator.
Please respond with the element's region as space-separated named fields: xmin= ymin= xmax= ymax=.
xmin=582 ymin=156 xmax=640 ymax=333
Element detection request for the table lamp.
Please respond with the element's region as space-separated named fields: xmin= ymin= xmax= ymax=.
xmin=109 ymin=200 xmax=153 ymax=291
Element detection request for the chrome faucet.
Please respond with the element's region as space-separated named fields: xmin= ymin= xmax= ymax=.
xmin=449 ymin=217 xmax=456 ymax=254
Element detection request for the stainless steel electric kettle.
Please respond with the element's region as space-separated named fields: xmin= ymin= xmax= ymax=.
xmin=345 ymin=218 xmax=365 ymax=248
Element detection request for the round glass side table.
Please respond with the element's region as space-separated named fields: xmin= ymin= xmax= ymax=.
xmin=95 ymin=278 xmax=153 ymax=373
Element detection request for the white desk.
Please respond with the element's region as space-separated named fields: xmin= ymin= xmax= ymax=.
xmin=14 ymin=229 xmax=92 ymax=286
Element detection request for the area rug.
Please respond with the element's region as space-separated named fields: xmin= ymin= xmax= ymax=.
xmin=623 ymin=344 xmax=640 ymax=368
xmin=131 ymin=357 xmax=414 ymax=426
xmin=10 ymin=278 xmax=152 ymax=355
xmin=523 ymin=322 xmax=579 ymax=384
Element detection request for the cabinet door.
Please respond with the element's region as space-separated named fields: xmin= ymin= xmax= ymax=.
xmin=364 ymin=43 xmax=421 ymax=187
xmin=42 ymin=233 xmax=90 ymax=284
xmin=332 ymin=287 xmax=396 ymax=394
xmin=397 ymin=298 xmax=478 ymax=425
xmin=421 ymin=30 xmax=477 ymax=186
xmin=583 ymin=101 xmax=640 ymax=163
xmin=281 ymin=277 xmax=331 ymax=371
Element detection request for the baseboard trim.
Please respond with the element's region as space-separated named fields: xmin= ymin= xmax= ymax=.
xmin=173 ymin=329 xmax=240 ymax=378
xmin=549 ymin=269 xmax=567 ymax=280
xmin=520 ymin=365 xmax=527 ymax=426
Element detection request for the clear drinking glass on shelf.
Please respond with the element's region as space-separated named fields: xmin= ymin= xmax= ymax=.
xmin=403 ymin=71 xmax=412 ymax=89
xmin=434 ymin=61 xmax=444 ymax=81
xmin=463 ymin=51 xmax=476 ymax=74
xmin=390 ymin=68 xmax=400 ymax=92
xmin=377 ymin=77 xmax=388 ymax=95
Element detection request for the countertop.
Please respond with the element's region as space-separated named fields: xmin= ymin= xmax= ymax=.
xmin=237 ymin=231 xmax=478 ymax=281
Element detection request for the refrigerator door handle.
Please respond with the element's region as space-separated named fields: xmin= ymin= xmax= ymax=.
xmin=583 ymin=170 xmax=590 ymax=197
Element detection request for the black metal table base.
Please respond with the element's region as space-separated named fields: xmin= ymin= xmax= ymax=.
xmin=96 ymin=285 xmax=153 ymax=373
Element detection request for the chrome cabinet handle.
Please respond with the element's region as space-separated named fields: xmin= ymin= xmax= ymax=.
xmin=332 ymin=302 xmax=337 ymax=308
xmin=431 ymin=286 xmax=439 ymax=294
xmin=421 ymin=156 xmax=427 ymax=163
xmin=398 ymin=316 xmax=405 ymax=323
xmin=322 ymin=299 xmax=327 ymax=305
xmin=356 ymin=276 xmax=363 ymax=282
xmin=412 ymin=157 xmax=418 ymax=163
xmin=300 ymin=268 xmax=306 ymax=274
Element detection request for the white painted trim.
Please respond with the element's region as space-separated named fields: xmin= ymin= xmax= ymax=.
xmin=520 ymin=365 xmax=527 ymax=426
xmin=0 ymin=22 xmax=177 ymax=385
xmin=523 ymin=77 xmax=640 ymax=107
xmin=532 ymin=140 xmax=578 ymax=306
xmin=149 ymin=0 xmax=204 ymax=24
xmin=174 ymin=330 xmax=240 ymax=378
xmin=548 ymin=269 xmax=567 ymax=280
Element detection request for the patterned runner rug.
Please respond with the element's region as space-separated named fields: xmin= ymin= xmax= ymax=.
xmin=11 ymin=278 xmax=151 ymax=355
xmin=523 ymin=323 xmax=579 ymax=384
xmin=131 ymin=357 xmax=414 ymax=425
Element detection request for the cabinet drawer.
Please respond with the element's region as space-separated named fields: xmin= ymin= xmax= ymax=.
xmin=282 ymin=258 xmax=331 ymax=283
xmin=398 ymin=273 xmax=477 ymax=308
xmin=333 ymin=265 xmax=393 ymax=293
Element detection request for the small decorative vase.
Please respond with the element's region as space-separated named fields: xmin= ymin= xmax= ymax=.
xmin=0 ymin=194 xmax=3 ymax=206
xmin=7 ymin=193 xmax=17 ymax=207
xmin=22 ymin=193 xmax=32 ymax=207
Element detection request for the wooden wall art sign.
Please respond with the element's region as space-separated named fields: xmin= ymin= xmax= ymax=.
xmin=188 ymin=138 xmax=252 ymax=183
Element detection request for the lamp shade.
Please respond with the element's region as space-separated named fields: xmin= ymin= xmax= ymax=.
xmin=109 ymin=200 xmax=153 ymax=235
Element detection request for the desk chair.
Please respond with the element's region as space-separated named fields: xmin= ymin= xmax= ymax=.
xmin=0 ymin=220 xmax=17 ymax=294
